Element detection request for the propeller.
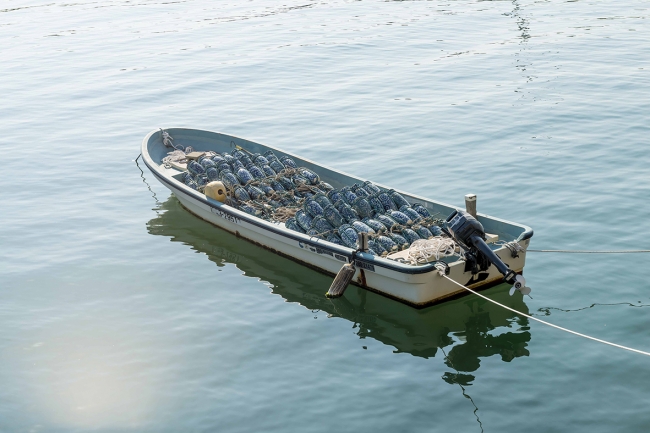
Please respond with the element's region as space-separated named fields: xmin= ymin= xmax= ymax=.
xmin=509 ymin=274 xmax=532 ymax=297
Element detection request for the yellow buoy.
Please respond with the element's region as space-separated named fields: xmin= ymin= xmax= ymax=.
xmin=204 ymin=181 xmax=227 ymax=203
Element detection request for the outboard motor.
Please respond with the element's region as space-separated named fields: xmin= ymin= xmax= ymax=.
xmin=446 ymin=210 xmax=530 ymax=296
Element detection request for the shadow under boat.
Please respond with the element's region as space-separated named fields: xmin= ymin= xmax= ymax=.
xmin=147 ymin=196 xmax=532 ymax=385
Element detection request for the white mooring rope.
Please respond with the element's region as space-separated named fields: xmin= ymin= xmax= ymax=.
xmin=500 ymin=241 xmax=650 ymax=254
xmin=528 ymin=249 xmax=650 ymax=253
xmin=439 ymin=273 xmax=650 ymax=357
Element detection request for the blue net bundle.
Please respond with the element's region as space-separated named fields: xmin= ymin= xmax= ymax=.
xmin=173 ymin=145 xmax=446 ymax=258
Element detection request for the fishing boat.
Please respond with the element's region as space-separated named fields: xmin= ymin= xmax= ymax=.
xmin=141 ymin=127 xmax=534 ymax=307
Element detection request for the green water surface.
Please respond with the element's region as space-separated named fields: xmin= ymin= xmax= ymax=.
xmin=1 ymin=0 xmax=650 ymax=431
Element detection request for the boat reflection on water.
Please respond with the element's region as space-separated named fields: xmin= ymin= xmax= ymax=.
xmin=147 ymin=196 xmax=532 ymax=386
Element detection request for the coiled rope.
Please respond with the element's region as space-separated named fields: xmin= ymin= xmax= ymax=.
xmin=438 ymin=271 xmax=650 ymax=357
xmin=406 ymin=238 xmax=458 ymax=264
xmin=160 ymin=129 xmax=195 ymax=168
xmin=500 ymin=241 xmax=650 ymax=255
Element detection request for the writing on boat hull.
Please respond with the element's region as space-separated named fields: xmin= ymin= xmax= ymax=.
xmin=211 ymin=207 xmax=241 ymax=224
xmin=299 ymin=241 xmax=349 ymax=263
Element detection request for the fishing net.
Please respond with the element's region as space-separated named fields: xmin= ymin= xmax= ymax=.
xmin=160 ymin=131 xmax=449 ymax=261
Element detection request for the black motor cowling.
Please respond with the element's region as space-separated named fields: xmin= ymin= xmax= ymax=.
xmin=446 ymin=210 xmax=518 ymax=285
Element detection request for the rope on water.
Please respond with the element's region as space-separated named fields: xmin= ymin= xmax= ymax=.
xmin=499 ymin=241 xmax=650 ymax=255
xmin=438 ymin=271 xmax=650 ymax=357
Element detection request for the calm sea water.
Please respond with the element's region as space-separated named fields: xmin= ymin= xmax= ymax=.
xmin=2 ymin=0 xmax=650 ymax=431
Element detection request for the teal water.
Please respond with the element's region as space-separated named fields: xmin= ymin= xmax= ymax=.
xmin=2 ymin=0 xmax=650 ymax=431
